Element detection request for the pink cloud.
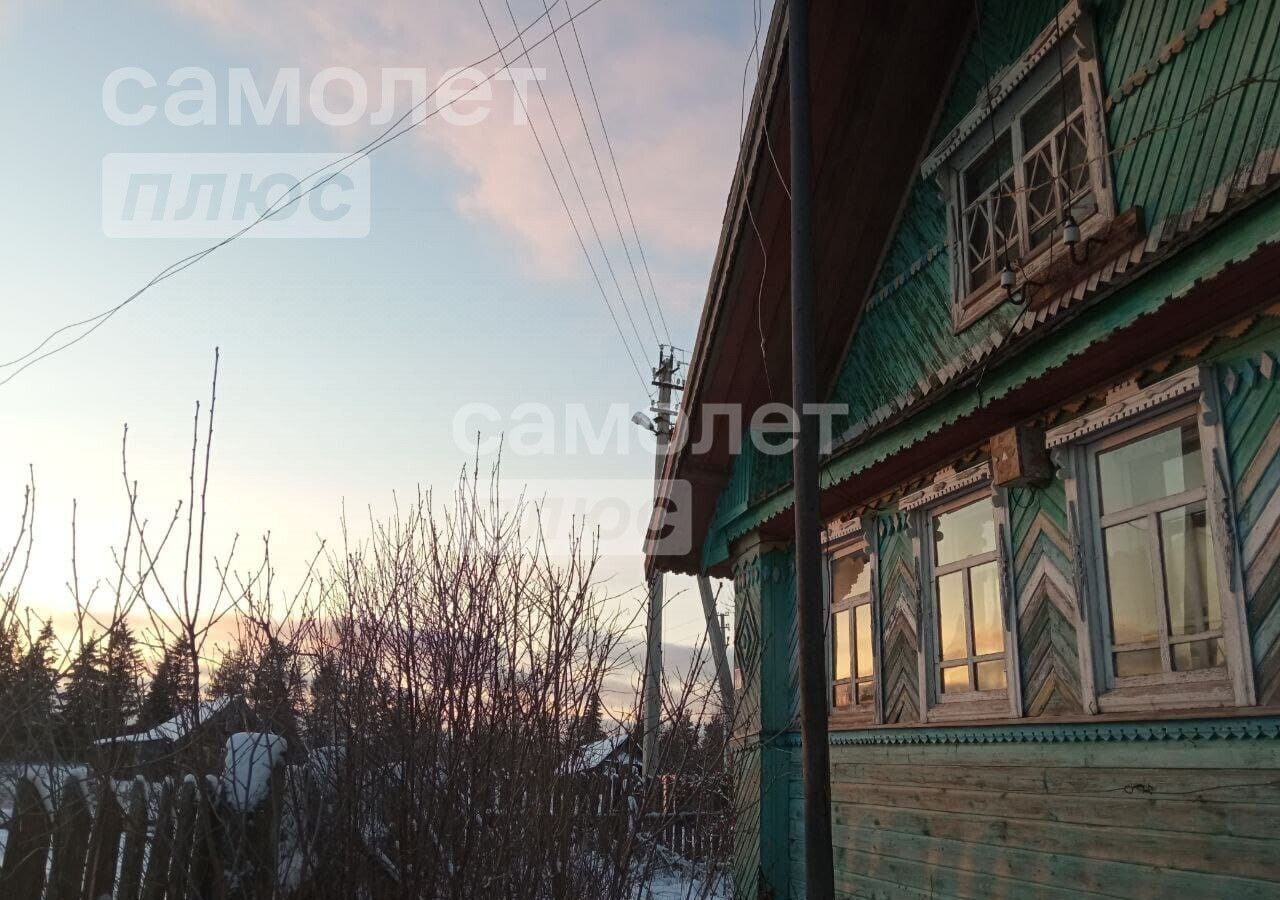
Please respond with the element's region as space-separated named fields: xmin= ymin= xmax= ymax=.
xmin=169 ymin=0 xmax=751 ymax=312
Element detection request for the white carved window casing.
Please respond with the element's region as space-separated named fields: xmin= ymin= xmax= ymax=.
xmin=923 ymin=0 xmax=1116 ymax=332
xmin=928 ymin=493 xmax=1007 ymax=698
xmin=828 ymin=541 xmax=875 ymax=713
xmin=1049 ymin=367 xmax=1256 ymax=712
xmin=903 ymin=463 xmax=1020 ymax=721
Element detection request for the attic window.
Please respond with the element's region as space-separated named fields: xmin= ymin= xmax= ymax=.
xmin=924 ymin=1 xmax=1116 ymax=332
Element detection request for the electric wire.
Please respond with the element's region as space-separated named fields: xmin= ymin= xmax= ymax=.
xmin=561 ymin=0 xmax=673 ymax=346
xmin=0 ymin=0 xmax=656 ymax=397
xmin=538 ymin=0 xmax=663 ymax=349
xmin=3 ymin=0 xmax=582 ymax=374
xmin=483 ymin=0 xmax=653 ymax=378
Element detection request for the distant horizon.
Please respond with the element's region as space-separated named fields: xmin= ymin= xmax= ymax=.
xmin=0 ymin=0 xmax=767 ymax=678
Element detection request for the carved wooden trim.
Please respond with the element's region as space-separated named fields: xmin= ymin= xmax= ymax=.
xmin=922 ymin=0 xmax=1084 ymax=178
xmin=900 ymin=463 xmax=992 ymax=512
xmin=812 ymin=716 xmax=1280 ymax=746
xmin=821 ymin=514 xmax=863 ymax=546
xmin=1045 ymin=367 xmax=1202 ymax=448
xmin=1200 ymin=364 xmax=1257 ymax=708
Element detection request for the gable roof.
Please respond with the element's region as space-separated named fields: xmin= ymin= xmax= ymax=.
xmin=93 ymin=696 xmax=241 ymax=746
xmin=646 ymin=0 xmax=974 ymax=575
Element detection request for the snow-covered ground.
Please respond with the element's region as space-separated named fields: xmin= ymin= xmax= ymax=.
xmin=634 ymin=865 xmax=730 ymax=900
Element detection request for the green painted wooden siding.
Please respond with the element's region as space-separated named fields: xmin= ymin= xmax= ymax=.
xmin=1101 ymin=0 xmax=1280 ymax=225
xmin=731 ymin=547 xmax=799 ymax=899
xmin=1216 ymin=352 xmax=1280 ymax=704
xmin=874 ymin=511 xmax=922 ymax=724
xmin=1007 ymin=479 xmax=1084 ymax=716
xmin=702 ymin=0 xmax=1280 ymax=567
xmin=829 ymin=0 xmax=1280 ymax=448
xmin=789 ymin=726 xmax=1280 ymax=899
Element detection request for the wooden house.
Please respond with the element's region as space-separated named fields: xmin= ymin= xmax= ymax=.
xmin=645 ymin=0 xmax=1280 ymax=895
xmin=92 ymin=696 xmax=257 ymax=779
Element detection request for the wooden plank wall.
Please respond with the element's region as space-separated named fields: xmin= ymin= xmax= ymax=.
xmin=1217 ymin=352 xmax=1280 ymax=705
xmin=875 ymin=512 xmax=922 ymax=725
xmin=730 ymin=545 xmax=799 ymax=899
xmin=1007 ymin=480 xmax=1084 ymax=716
xmin=790 ymin=731 xmax=1280 ymax=899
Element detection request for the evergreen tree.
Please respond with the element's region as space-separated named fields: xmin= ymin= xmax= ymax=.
xmin=249 ymin=638 xmax=305 ymax=747
xmin=208 ymin=647 xmax=253 ymax=701
xmin=0 ymin=616 xmax=21 ymax=683
xmin=0 ymin=616 xmax=24 ymax=753
xmin=61 ymin=635 xmax=109 ymax=750
xmin=142 ymin=640 xmax=194 ymax=727
xmin=15 ymin=621 xmax=58 ymax=753
xmin=103 ymin=623 xmax=144 ymax=731
xmin=571 ymin=687 xmax=605 ymax=748
xmin=306 ymin=651 xmax=343 ymax=746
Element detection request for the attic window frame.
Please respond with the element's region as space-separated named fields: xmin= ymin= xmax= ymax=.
xmin=931 ymin=3 xmax=1115 ymax=333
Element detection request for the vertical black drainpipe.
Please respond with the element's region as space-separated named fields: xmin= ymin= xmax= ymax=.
xmin=788 ymin=0 xmax=836 ymax=897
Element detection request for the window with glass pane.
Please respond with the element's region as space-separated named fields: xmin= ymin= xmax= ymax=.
xmin=957 ymin=63 xmax=1102 ymax=304
xmin=829 ymin=546 xmax=875 ymax=710
xmin=1094 ymin=416 xmax=1224 ymax=682
xmin=962 ymin=131 xmax=1017 ymax=290
xmin=1021 ymin=70 xmax=1094 ymax=250
xmin=930 ymin=495 xmax=1006 ymax=697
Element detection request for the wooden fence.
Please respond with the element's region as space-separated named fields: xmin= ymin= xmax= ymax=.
xmin=0 ymin=763 xmax=283 ymax=900
xmin=0 ymin=757 xmax=728 ymax=898
xmin=574 ymin=767 xmax=729 ymax=864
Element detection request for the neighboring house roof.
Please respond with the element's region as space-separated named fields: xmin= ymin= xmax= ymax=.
xmin=93 ymin=696 xmax=234 ymax=746
xmin=567 ymin=732 xmax=638 ymax=774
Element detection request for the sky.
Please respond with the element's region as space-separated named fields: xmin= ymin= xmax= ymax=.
xmin=0 ymin=0 xmax=767 ymax=690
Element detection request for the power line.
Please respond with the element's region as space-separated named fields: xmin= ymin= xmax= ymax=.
xmin=0 ymin=0 xmax=642 ymax=393
xmin=535 ymin=0 xmax=662 ymax=349
xmin=558 ymin=0 xmax=673 ymax=346
xmin=4 ymin=0 xmax=582 ymax=376
xmin=484 ymin=0 xmax=653 ymax=376
xmin=476 ymin=0 xmax=652 ymax=395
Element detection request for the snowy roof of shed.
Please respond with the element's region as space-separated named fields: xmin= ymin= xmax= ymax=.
xmin=92 ymin=696 xmax=232 ymax=746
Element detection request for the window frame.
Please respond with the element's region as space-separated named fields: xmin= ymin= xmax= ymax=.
xmin=906 ymin=467 xmax=1019 ymax=722
xmin=1050 ymin=368 xmax=1255 ymax=712
xmin=928 ymin=492 xmax=1006 ymax=699
xmin=825 ymin=534 xmax=880 ymax=726
xmin=929 ymin=1 xmax=1115 ymax=332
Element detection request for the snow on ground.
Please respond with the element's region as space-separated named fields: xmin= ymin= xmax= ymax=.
xmin=634 ymin=866 xmax=730 ymax=900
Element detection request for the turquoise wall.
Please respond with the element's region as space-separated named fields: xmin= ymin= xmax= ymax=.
xmin=795 ymin=721 xmax=1280 ymax=899
xmin=703 ymin=0 xmax=1280 ymax=567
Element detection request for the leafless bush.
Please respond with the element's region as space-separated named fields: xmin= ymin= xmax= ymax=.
xmin=0 ymin=361 xmax=732 ymax=899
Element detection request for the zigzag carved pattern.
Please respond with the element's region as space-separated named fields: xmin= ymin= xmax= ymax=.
xmin=877 ymin=523 xmax=921 ymax=723
xmin=1009 ymin=482 xmax=1084 ymax=716
xmin=1218 ymin=355 xmax=1280 ymax=704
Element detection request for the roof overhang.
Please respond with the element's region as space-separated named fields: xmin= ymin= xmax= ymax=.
xmin=645 ymin=0 xmax=975 ymax=576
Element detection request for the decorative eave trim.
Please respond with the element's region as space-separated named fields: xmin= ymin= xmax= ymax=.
xmin=781 ymin=716 xmax=1280 ymax=747
xmin=1104 ymin=0 xmax=1234 ymax=112
xmin=1045 ymin=366 xmax=1201 ymax=448
xmin=822 ymin=514 xmax=863 ymax=546
xmin=900 ymin=462 xmax=991 ymax=512
xmin=867 ymin=243 xmax=944 ymax=311
xmin=921 ymin=0 xmax=1083 ymax=180
xmin=703 ymin=147 xmax=1280 ymax=569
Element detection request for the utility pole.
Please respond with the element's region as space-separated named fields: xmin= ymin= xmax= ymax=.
xmin=789 ymin=1 xmax=836 ymax=897
xmin=643 ymin=346 xmax=680 ymax=777
xmin=697 ymin=575 xmax=735 ymax=715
